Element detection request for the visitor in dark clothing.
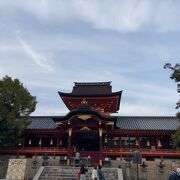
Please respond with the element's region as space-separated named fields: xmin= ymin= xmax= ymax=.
xmin=97 ymin=165 xmax=105 ymax=180
xmin=168 ymin=163 xmax=180 ymax=180
xmin=80 ymin=164 xmax=88 ymax=180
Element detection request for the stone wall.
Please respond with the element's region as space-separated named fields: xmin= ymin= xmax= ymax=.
xmin=0 ymin=155 xmax=179 ymax=180
xmin=111 ymin=160 xmax=174 ymax=180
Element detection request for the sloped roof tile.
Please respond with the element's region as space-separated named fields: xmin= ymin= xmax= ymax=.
xmin=27 ymin=117 xmax=57 ymax=130
xmin=116 ymin=116 xmax=180 ymax=130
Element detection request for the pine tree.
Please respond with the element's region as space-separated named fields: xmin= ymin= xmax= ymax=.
xmin=0 ymin=76 xmax=37 ymax=147
xmin=164 ymin=63 xmax=180 ymax=148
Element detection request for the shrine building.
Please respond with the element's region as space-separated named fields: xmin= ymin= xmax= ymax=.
xmin=1 ymin=82 xmax=180 ymax=165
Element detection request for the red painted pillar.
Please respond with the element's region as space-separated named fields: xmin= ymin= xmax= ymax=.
xmin=57 ymin=136 xmax=59 ymax=148
xmin=119 ymin=136 xmax=121 ymax=148
xmin=138 ymin=137 xmax=140 ymax=148
xmin=22 ymin=136 xmax=25 ymax=148
xmin=156 ymin=136 xmax=159 ymax=149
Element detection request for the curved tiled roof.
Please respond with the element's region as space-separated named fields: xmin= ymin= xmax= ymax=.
xmin=26 ymin=116 xmax=180 ymax=131
xmin=116 ymin=116 xmax=180 ymax=131
xmin=27 ymin=117 xmax=57 ymax=130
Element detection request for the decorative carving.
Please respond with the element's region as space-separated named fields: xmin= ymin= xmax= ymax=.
xmin=80 ymin=126 xmax=91 ymax=131
xmin=106 ymin=122 xmax=114 ymax=125
xmin=78 ymin=115 xmax=91 ymax=120
xmin=81 ymin=98 xmax=88 ymax=104
xmin=56 ymin=122 xmax=63 ymax=125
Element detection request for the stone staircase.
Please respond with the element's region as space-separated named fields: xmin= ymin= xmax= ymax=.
xmin=37 ymin=166 xmax=118 ymax=180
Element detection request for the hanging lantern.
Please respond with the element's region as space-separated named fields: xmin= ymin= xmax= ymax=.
xmin=104 ymin=137 xmax=107 ymax=143
xmin=59 ymin=140 xmax=62 ymax=146
xmin=147 ymin=140 xmax=150 ymax=147
xmin=28 ymin=139 xmax=31 ymax=145
xmin=18 ymin=142 xmax=22 ymax=146
xmin=50 ymin=139 xmax=53 ymax=145
xmin=135 ymin=140 xmax=139 ymax=146
xmin=39 ymin=139 xmax=41 ymax=146
xmin=158 ymin=139 xmax=162 ymax=148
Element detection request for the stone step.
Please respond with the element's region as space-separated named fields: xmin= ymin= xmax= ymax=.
xmin=38 ymin=166 xmax=118 ymax=180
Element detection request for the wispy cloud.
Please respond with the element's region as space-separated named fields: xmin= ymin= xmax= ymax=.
xmin=73 ymin=0 xmax=180 ymax=33
xmin=32 ymin=106 xmax=68 ymax=116
xmin=17 ymin=36 xmax=55 ymax=73
xmin=120 ymin=103 xmax=174 ymax=116
xmin=1 ymin=0 xmax=180 ymax=33
xmin=73 ymin=0 xmax=151 ymax=33
xmin=0 ymin=0 xmax=179 ymax=116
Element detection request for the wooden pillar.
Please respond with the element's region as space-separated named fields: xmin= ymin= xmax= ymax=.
xmin=156 ymin=136 xmax=159 ymax=149
xmin=22 ymin=136 xmax=25 ymax=148
xmin=57 ymin=136 xmax=60 ymax=148
xmin=110 ymin=136 xmax=113 ymax=148
xmin=136 ymin=136 xmax=140 ymax=148
xmin=119 ymin=136 xmax=121 ymax=148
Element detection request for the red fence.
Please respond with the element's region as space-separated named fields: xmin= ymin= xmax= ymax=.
xmin=0 ymin=147 xmax=180 ymax=158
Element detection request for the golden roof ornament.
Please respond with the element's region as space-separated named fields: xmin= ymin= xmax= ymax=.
xmin=80 ymin=126 xmax=91 ymax=131
xmin=81 ymin=98 xmax=88 ymax=105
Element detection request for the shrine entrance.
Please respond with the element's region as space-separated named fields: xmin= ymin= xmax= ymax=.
xmin=73 ymin=132 xmax=99 ymax=151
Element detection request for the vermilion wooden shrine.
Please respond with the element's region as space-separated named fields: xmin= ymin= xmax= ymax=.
xmin=1 ymin=82 xmax=180 ymax=165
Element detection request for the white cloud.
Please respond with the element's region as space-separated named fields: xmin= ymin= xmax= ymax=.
xmin=0 ymin=0 xmax=179 ymax=117
xmin=119 ymin=103 xmax=174 ymax=116
xmin=1 ymin=0 xmax=180 ymax=33
xmin=74 ymin=0 xmax=151 ymax=33
xmin=32 ymin=106 xmax=68 ymax=116
xmin=17 ymin=36 xmax=55 ymax=73
xmin=74 ymin=0 xmax=180 ymax=33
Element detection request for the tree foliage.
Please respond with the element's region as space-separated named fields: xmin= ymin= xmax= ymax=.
xmin=164 ymin=63 xmax=180 ymax=82
xmin=0 ymin=76 xmax=37 ymax=147
xmin=164 ymin=63 xmax=180 ymax=149
xmin=164 ymin=63 xmax=180 ymax=111
xmin=172 ymin=126 xmax=180 ymax=149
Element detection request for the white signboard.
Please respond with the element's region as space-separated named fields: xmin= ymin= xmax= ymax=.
xmin=6 ymin=159 xmax=27 ymax=180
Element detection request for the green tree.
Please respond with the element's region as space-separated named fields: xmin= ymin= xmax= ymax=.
xmin=172 ymin=126 xmax=180 ymax=149
xmin=0 ymin=76 xmax=37 ymax=147
xmin=164 ymin=63 xmax=180 ymax=113
xmin=164 ymin=63 xmax=180 ymax=148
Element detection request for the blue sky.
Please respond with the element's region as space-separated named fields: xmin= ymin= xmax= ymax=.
xmin=0 ymin=0 xmax=179 ymax=116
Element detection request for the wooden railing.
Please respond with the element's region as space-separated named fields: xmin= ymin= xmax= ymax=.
xmin=102 ymin=148 xmax=180 ymax=157
xmin=0 ymin=147 xmax=73 ymax=155
xmin=0 ymin=147 xmax=180 ymax=158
